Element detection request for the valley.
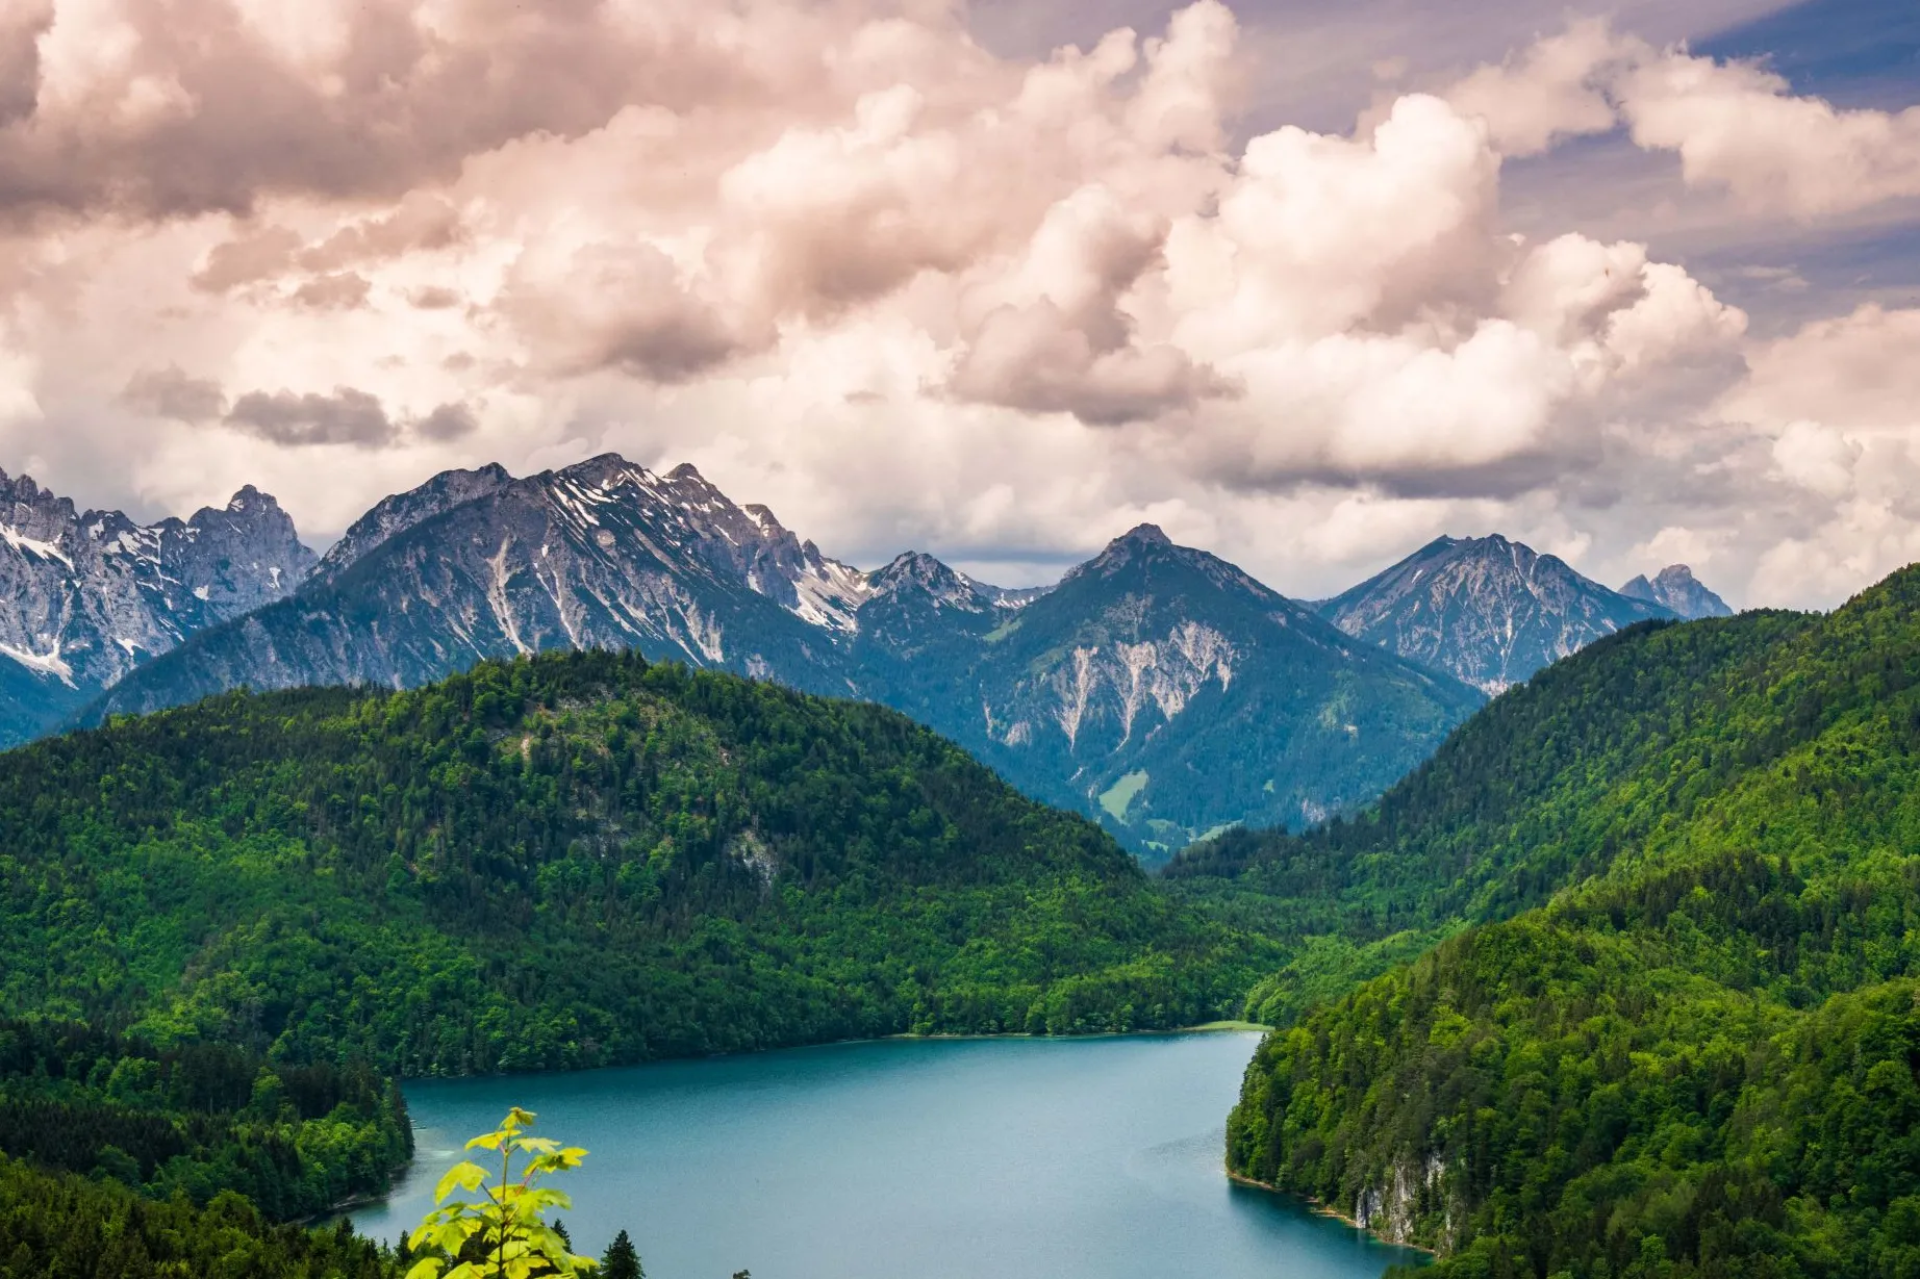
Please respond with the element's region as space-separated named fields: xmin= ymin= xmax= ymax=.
xmin=12 ymin=454 xmax=1919 ymax=1279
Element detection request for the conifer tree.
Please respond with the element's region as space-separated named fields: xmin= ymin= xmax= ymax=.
xmin=600 ymin=1229 xmax=643 ymax=1279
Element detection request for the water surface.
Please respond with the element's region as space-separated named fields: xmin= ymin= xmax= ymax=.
xmin=352 ymin=1032 xmax=1424 ymax=1279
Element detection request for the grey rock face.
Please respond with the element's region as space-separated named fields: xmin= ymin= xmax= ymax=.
xmin=314 ymin=463 xmax=514 ymax=582
xmin=0 ymin=467 xmax=314 ymax=744
xmin=91 ymin=456 xmax=881 ymax=720
xmin=870 ymin=524 xmax=1484 ymax=857
xmin=1317 ymin=535 xmax=1676 ymax=694
xmin=1619 ymin=564 xmax=1733 ymax=620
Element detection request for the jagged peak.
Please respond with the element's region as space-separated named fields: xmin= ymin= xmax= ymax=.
xmin=874 ymin=549 xmax=959 ymax=583
xmin=743 ymin=503 xmax=792 ymax=538
xmin=1117 ymin=522 xmax=1171 ymax=547
xmin=866 ymin=550 xmax=989 ymax=612
xmin=223 ymin=484 xmax=279 ymax=513
xmin=668 ymin=462 xmax=705 ymax=482
xmin=555 ymin=452 xmax=640 ymax=488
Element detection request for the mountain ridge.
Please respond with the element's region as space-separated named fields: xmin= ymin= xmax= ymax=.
xmin=76 ymin=457 xmax=1484 ymax=853
xmin=1316 ymin=533 xmax=1680 ymax=692
xmin=1619 ymin=562 xmax=1734 ymax=619
xmin=0 ymin=467 xmax=314 ymax=744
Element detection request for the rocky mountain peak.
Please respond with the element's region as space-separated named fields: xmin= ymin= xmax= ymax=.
xmin=1319 ymin=533 xmax=1675 ymax=693
xmin=867 ymin=551 xmax=992 ymax=612
xmin=315 ymin=462 xmax=516 ymax=581
xmin=0 ymin=469 xmax=313 ymax=742
xmin=1619 ymin=564 xmax=1733 ymax=620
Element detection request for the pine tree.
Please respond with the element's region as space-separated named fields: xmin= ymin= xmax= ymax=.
xmin=600 ymin=1229 xmax=643 ymax=1279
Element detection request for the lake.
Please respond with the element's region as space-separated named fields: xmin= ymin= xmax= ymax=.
xmin=351 ymin=1031 xmax=1425 ymax=1279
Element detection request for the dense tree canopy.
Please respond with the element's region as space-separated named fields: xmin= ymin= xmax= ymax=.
xmin=0 ymin=650 xmax=1277 ymax=1074
xmin=1222 ymin=564 xmax=1920 ymax=1277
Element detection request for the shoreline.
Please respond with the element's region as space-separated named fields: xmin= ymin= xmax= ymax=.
xmin=1225 ymin=1171 xmax=1439 ymax=1259
xmin=393 ymin=1022 xmax=1277 ymax=1084
xmin=887 ymin=1020 xmax=1272 ymax=1043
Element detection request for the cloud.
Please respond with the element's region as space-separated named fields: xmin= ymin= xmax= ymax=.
xmin=0 ymin=3 xmax=52 ymax=129
xmin=192 ymin=225 xmax=302 ymax=292
xmin=949 ymin=186 xmax=1235 ymax=423
xmin=1444 ymin=19 xmax=1623 ymax=158
xmin=414 ymin=401 xmax=478 ymax=441
xmin=0 ymin=0 xmax=1916 ymax=615
xmin=225 ymin=387 xmax=397 ymax=447
xmin=1719 ymin=304 xmax=1920 ymax=433
xmin=220 ymin=386 xmax=482 ymax=448
xmin=407 ymin=285 xmax=461 ymax=310
xmin=120 ymin=366 xmax=227 ymax=421
xmin=289 ymin=271 xmax=371 ymax=310
xmin=1444 ymin=22 xmax=1920 ymax=219
xmin=1615 ymin=56 xmax=1920 ymax=219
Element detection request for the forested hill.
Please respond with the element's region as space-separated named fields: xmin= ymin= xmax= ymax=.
xmin=1166 ymin=607 xmax=1815 ymax=1016
xmin=1221 ymin=563 xmax=1920 ymax=1277
xmin=0 ymin=650 xmax=1268 ymax=1075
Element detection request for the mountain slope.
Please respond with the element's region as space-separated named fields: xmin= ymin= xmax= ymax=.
xmin=885 ymin=525 xmax=1485 ymax=856
xmin=89 ymin=455 xmax=870 ymax=720
xmin=1216 ymin=562 xmax=1920 ymax=1277
xmin=1619 ymin=562 xmax=1734 ymax=619
xmin=1317 ymin=534 xmax=1675 ymax=692
xmin=87 ymin=460 xmax=1478 ymax=853
xmin=8 ymin=650 xmax=1269 ymax=1072
xmin=0 ymin=467 xmax=313 ymax=744
xmin=312 ymin=461 xmax=514 ymax=582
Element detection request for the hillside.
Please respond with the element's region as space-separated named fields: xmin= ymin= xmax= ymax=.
xmin=871 ymin=525 xmax=1485 ymax=856
xmin=3 ymin=650 xmax=1270 ymax=1074
xmin=1217 ymin=563 xmax=1920 ymax=1277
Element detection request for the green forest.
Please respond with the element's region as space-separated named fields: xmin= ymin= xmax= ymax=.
xmin=0 ymin=650 xmax=1278 ymax=1075
xmin=1215 ymin=562 xmax=1920 ymax=1277
xmin=9 ymin=557 xmax=1920 ymax=1277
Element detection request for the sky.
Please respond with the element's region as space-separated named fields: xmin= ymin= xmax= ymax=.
xmin=1 ymin=0 xmax=1917 ymax=606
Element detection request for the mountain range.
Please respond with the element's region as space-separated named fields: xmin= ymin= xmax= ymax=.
xmin=0 ymin=466 xmax=314 ymax=743
xmin=2 ymin=455 xmax=1732 ymax=852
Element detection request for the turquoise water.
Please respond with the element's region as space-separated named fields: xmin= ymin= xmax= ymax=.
xmin=351 ymin=1032 xmax=1424 ymax=1279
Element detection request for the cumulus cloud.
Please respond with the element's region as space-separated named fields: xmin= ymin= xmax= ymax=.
xmin=1616 ymin=58 xmax=1920 ymax=219
xmin=1444 ymin=19 xmax=1623 ymax=158
xmin=0 ymin=0 xmax=1917 ymax=613
xmin=1720 ymin=305 xmax=1920 ymax=432
xmin=1444 ymin=22 xmax=1920 ymax=219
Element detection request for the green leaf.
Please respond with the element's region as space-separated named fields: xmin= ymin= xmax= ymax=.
xmin=433 ymin=1161 xmax=489 ymax=1203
